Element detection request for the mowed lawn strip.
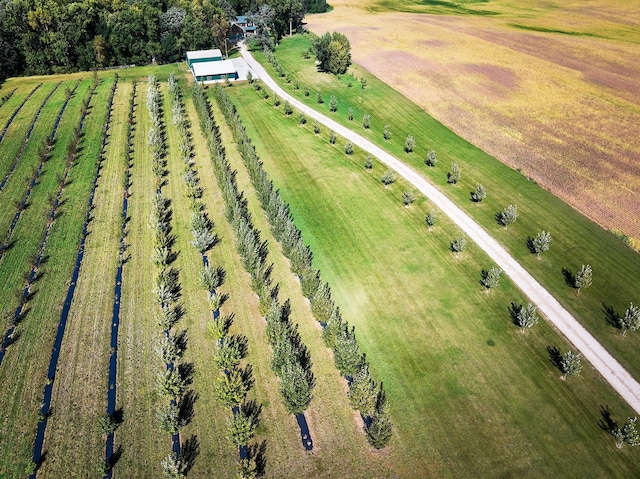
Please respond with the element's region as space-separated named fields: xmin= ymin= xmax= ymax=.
xmin=115 ymin=80 xmax=168 ymax=477
xmin=38 ymin=78 xmax=127 ymax=478
xmin=207 ymin=90 xmax=394 ymax=478
xmin=0 ymin=82 xmax=57 ymax=178
xmin=0 ymin=78 xmax=101 ymax=476
xmin=253 ymin=36 xmax=640 ymax=380
xmin=226 ymin=84 xmax=640 ymax=478
xmin=0 ymin=83 xmax=70 ymax=248
xmin=162 ymin=82 xmax=237 ymax=477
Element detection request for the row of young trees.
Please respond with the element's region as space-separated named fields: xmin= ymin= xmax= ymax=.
xmin=192 ymin=83 xmax=315 ymax=461
xmin=213 ymin=83 xmax=393 ymax=449
xmin=145 ymin=76 xmax=193 ymax=478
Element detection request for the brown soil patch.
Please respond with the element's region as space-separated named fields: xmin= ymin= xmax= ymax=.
xmin=306 ymin=3 xmax=640 ymax=238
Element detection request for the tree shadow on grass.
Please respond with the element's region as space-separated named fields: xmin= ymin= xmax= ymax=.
xmin=525 ymin=237 xmax=537 ymax=254
xmin=602 ymin=303 xmax=621 ymax=329
xmin=598 ymin=405 xmax=618 ymax=434
xmin=562 ymin=268 xmax=575 ymax=288
xmin=182 ymin=434 xmax=200 ymax=474
xmin=178 ymin=390 xmax=198 ymax=427
xmin=248 ymin=440 xmax=267 ymax=476
xmin=508 ymin=302 xmax=522 ymax=327
xmin=546 ymin=346 xmax=562 ymax=372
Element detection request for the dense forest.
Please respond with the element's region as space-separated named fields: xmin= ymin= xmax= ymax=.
xmin=0 ymin=0 xmax=326 ymax=78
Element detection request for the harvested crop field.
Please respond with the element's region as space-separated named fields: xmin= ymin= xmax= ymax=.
xmin=306 ymin=0 xmax=640 ymax=240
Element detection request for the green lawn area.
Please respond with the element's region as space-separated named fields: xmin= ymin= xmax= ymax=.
xmin=225 ymin=82 xmax=640 ymax=477
xmin=252 ymin=34 xmax=640 ymax=382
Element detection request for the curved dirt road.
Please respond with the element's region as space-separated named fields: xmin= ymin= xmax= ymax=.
xmin=239 ymin=45 xmax=640 ymax=414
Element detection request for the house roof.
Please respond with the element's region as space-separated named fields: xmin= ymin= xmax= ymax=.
xmin=234 ymin=15 xmax=252 ymax=24
xmin=192 ymin=60 xmax=237 ymax=77
xmin=186 ymin=49 xmax=222 ymax=61
xmin=241 ymin=25 xmax=257 ymax=32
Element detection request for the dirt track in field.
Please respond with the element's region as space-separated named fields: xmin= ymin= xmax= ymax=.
xmin=305 ymin=4 xmax=640 ymax=239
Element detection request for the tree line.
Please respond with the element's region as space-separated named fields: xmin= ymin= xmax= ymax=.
xmin=0 ymin=0 xmax=326 ymax=80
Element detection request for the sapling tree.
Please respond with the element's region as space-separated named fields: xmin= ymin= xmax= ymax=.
xmin=613 ymin=417 xmax=640 ymax=448
xmin=510 ymin=302 xmax=539 ymax=333
xmin=213 ymin=367 xmax=251 ymax=407
xmin=424 ymin=150 xmax=437 ymax=167
xmin=334 ymin=327 xmax=363 ymax=378
xmin=283 ymin=101 xmax=293 ymax=115
xmin=273 ymin=95 xmax=281 ymax=107
xmin=471 ymin=184 xmax=486 ymax=204
xmin=450 ymin=236 xmax=467 ymax=258
xmin=619 ymin=303 xmax=640 ymax=336
xmin=199 ymin=264 xmax=226 ymax=292
xmin=447 ymin=162 xmax=461 ymax=184
xmin=329 ymin=130 xmax=336 ymax=144
xmin=425 ymin=210 xmax=437 ymax=230
xmin=344 ymin=141 xmax=353 ymax=155
xmin=402 ymin=190 xmax=415 ymax=207
xmin=348 ymin=364 xmax=377 ymax=417
xmin=348 ymin=107 xmax=354 ymax=121
xmin=362 ymin=114 xmax=371 ymax=129
xmin=559 ymin=350 xmax=582 ymax=379
xmin=226 ymin=400 xmax=262 ymax=448
xmin=404 ymin=134 xmax=415 ymax=153
xmin=304 ymin=85 xmax=310 ymax=96
xmin=383 ymin=124 xmax=391 ymax=140
xmin=246 ymin=70 xmax=253 ymax=83
xmin=481 ymin=266 xmax=502 ymax=292
xmin=316 ymin=91 xmax=323 ymax=103
xmin=574 ymin=264 xmax=592 ymax=294
xmin=299 ymin=112 xmax=307 ymax=125
xmin=381 ymin=170 xmax=396 ymax=187
xmin=496 ymin=204 xmax=518 ymax=228
xmin=364 ymin=155 xmax=373 ymax=169
xmin=313 ymin=120 xmax=320 ymax=134
xmin=214 ymin=335 xmax=248 ymax=371
xmin=329 ymin=95 xmax=338 ymax=112
xmin=280 ymin=360 xmax=315 ymax=414
xmin=156 ymin=402 xmax=182 ymax=434
xmin=529 ymin=230 xmax=552 ymax=257
xmin=161 ymin=452 xmax=186 ymax=479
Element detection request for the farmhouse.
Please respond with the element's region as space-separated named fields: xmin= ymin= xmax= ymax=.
xmin=186 ymin=49 xmax=238 ymax=83
xmin=228 ymin=15 xmax=257 ymax=43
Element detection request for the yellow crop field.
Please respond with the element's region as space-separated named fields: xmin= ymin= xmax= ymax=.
xmin=306 ymin=0 xmax=640 ymax=240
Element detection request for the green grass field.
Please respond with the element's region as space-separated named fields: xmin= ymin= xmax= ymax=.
xmin=251 ymin=34 xmax=640 ymax=382
xmin=225 ymin=82 xmax=640 ymax=477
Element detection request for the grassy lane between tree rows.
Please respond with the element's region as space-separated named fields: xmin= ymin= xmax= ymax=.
xmin=224 ymin=82 xmax=640 ymax=478
xmin=37 ymin=77 xmax=126 ymax=478
xmin=115 ymin=81 xmax=170 ymax=478
xmin=252 ymin=35 xmax=640 ymax=380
